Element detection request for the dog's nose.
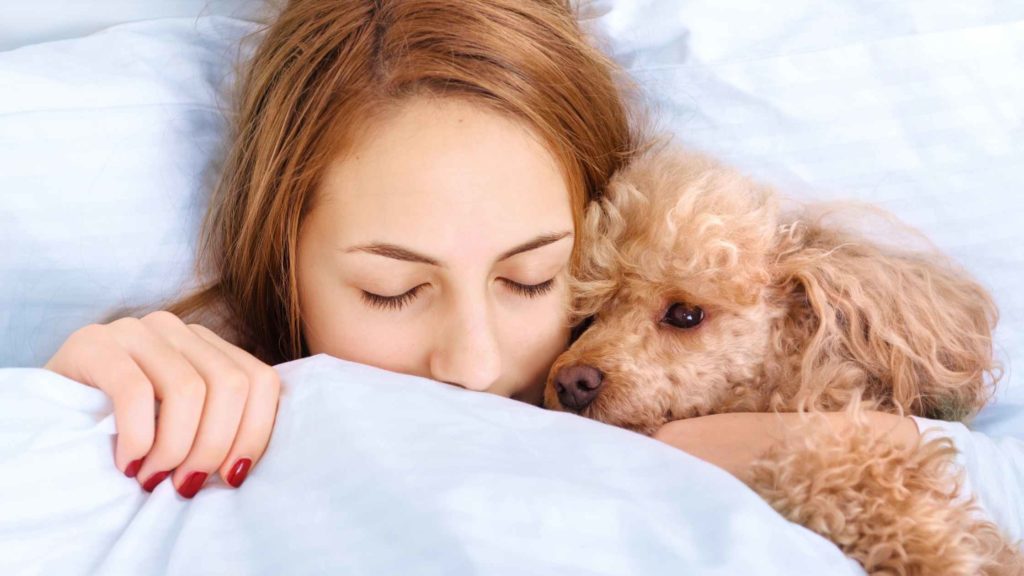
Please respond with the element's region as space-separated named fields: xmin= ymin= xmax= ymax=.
xmin=554 ymin=364 xmax=605 ymax=411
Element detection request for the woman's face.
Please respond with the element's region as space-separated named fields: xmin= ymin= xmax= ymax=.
xmin=296 ymin=97 xmax=574 ymax=405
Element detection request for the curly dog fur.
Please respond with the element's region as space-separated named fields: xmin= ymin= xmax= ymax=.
xmin=545 ymin=142 xmax=1023 ymax=575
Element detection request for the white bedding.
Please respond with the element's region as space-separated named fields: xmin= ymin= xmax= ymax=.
xmin=0 ymin=0 xmax=264 ymax=51
xmin=0 ymin=355 xmax=862 ymax=575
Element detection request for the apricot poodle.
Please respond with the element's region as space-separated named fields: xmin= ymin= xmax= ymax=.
xmin=545 ymin=143 xmax=1023 ymax=575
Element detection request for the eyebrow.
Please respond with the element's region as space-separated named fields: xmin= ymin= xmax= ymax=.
xmin=343 ymin=231 xmax=573 ymax=267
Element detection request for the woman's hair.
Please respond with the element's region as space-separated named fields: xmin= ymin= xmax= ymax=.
xmin=154 ymin=0 xmax=643 ymax=364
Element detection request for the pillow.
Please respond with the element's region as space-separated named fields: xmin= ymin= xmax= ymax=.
xmin=0 ymin=16 xmax=260 ymax=367
xmin=0 ymin=0 xmax=265 ymax=51
xmin=0 ymin=354 xmax=863 ymax=575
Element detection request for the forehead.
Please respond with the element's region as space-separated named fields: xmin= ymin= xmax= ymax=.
xmin=310 ymin=97 xmax=574 ymax=253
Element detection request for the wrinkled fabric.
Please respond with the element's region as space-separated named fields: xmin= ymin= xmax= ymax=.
xmin=0 ymin=354 xmax=862 ymax=576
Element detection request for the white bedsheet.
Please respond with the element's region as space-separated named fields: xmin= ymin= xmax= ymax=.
xmin=0 ymin=0 xmax=264 ymax=51
xmin=0 ymin=354 xmax=862 ymax=575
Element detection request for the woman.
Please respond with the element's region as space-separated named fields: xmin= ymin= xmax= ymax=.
xmin=45 ymin=0 xmax=639 ymax=497
xmin=41 ymin=0 xmax=1021 ymax=543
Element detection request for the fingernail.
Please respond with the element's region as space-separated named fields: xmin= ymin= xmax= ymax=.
xmin=124 ymin=459 xmax=143 ymax=478
xmin=178 ymin=471 xmax=208 ymax=499
xmin=142 ymin=470 xmax=170 ymax=492
xmin=227 ymin=458 xmax=252 ymax=488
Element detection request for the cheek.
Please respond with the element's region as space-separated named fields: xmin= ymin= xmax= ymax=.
xmin=501 ymin=292 xmax=571 ymax=386
xmin=303 ymin=302 xmax=430 ymax=374
xmin=711 ymin=312 xmax=771 ymax=369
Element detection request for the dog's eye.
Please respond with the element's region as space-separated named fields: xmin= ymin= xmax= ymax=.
xmin=662 ymin=303 xmax=704 ymax=329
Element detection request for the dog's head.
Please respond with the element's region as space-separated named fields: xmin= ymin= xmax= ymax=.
xmin=543 ymin=147 xmax=784 ymax=434
xmin=545 ymin=146 xmax=999 ymax=435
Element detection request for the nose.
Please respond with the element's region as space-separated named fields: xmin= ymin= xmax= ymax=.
xmin=429 ymin=296 xmax=502 ymax=393
xmin=554 ymin=364 xmax=604 ymax=411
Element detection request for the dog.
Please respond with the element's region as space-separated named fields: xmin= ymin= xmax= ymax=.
xmin=545 ymin=143 xmax=1023 ymax=575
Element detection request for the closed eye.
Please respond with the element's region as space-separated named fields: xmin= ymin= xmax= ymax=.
xmin=361 ymin=278 xmax=556 ymax=311
xmin=361 ymin=284 xmax=427 ymax=311
xmin=502 ymin=278 xmax=556 ymax=298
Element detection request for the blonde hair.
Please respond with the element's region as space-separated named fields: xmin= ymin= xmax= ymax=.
xmin=155 ymin=0 xmax=641 ymax=363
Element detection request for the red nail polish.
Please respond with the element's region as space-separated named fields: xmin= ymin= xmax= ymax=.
xmin=124 ymin=459 xmax=143 ymax=478
xmin=227 ymin=458 xmax=252 ymax=488
xmin=178 ymin=471 xmax=208 ymax=499
xmin=142 ymin=470 xmax=170 ymax=492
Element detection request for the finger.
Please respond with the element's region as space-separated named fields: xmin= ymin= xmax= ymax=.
xmin=106 ymin=316 xmax=207 ymax=490
xmin=189 ymin=323 xmax=281 ymax=488
xmin=139 ymin=312 xmax=249 ymax=498
xmin=64 ymin=325 xmax=158 ymax=476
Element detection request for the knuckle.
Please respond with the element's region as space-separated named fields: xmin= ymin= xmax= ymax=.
xmin=186 ymin=322 xmax=213 ymax=336
xmin=255 ymin=366 xmax=281 ymax=395
xmin=188 ymin=323 xmax=239 ymax=349
xmin=175 ymin=376 xmax=208 ymax=401
xmin=75 ymin=322 xmax=104 ymax=336
xmin=104 ymin=358 xmax=150 ymax=395
xmin=69 ymin=323 xmax=106 ymax=346
xmin=106 ymin=316 xmax=140 ymax=331
xmin=140 ymin=310 xmax=183 ymax=328
xmin=117 ymin=374 xmax=156 ymax=401
xmin=219 ymin=369 xmax=250 ymax=396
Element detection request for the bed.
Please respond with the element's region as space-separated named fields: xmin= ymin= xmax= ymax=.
xmin=1 ymin=1 xmax=1022 ymax=574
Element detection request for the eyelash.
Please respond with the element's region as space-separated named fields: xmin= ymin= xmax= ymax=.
xmin=360 ymin=278 xmax=556 ymax=311
xmin=503 ymin=278 xmax=556 ymax=298
xmin=360 ymin=284 xmax=426 ymax=311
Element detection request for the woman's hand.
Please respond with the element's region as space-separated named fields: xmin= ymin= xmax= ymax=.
xmin=653 ymin=411 xmax=921 ymax=482
xmin=44 ymin=311 xmax=281 ymax=498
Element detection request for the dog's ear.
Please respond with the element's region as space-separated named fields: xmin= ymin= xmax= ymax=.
xmin=570 ymin=145 xmax=779 ymax=322
xmin=771 ymin=213 xmax=1000 ymax=420
xmin=568 ymin=166 xmax=647 ymax=323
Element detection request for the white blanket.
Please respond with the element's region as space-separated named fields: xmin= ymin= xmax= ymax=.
xmin=0 ymin=354 xmax=862 ymax=575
